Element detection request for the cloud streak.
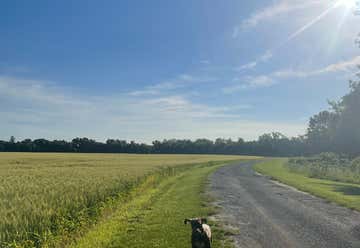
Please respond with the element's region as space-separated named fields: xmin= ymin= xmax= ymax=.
xmin=224 ymin=55 xmax=360 ymax=93
xmin=241 ymin=0 xmax=324 ymax=29
xmin=236 ymin=50 xmax=273 ymax=71
xmin=223 ymin=75 xmax=275 ymax=93
xmin=127 ymin=74 xmax=216 ymax=96
xmin=275 ymin=55 xmax=360 ymax=77
xmin=283 ymin=1 xmax=338 ymax=44
xmin=0 ymin=76 xmax=306 ymax=142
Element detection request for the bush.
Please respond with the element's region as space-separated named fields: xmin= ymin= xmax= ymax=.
xmin=351 ymin=157 xmax=360 ymax=173
xmin=287 ymin=153 xmax=360 ymax=184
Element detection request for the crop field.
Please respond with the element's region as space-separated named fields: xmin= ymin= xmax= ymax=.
xmin=0 ymin=152 xmax=246 ymax=247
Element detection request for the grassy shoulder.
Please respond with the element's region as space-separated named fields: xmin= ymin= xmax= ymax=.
xmin=254 ymin=159 xmax=360 ymax=211
xmin=71 ymin=161 xmax=239 ymax=248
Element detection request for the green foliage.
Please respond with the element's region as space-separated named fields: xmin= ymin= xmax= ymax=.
xmin=288 ymin=153 xmax=360 ymax=184
xmin=0 ymin=153 xmax=243 ymax=247
xmin=351 ymin=157 xmax=360 ymax=173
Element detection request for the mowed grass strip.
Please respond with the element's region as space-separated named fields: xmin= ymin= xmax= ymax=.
xmin=72 ymin=161 xmax=245 ymax=248
xmin=254 ymin=159 xmax=360 ymax=211
xmin=0 ymin=153 xmax=244 ymax=247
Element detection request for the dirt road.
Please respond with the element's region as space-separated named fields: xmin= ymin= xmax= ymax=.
xmin=210 ymin=161 xmax=360 ymax=248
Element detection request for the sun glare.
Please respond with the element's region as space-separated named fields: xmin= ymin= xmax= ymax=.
xmin=336 ymin=0 xmax=356 ymax=8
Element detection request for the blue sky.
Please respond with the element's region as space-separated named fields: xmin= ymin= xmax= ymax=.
xmin=1 ymin=0 xmax=359 ymax=143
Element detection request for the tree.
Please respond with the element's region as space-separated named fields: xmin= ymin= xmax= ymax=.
xmin=304 ymin=76 xmax=360 ymax=156
xmin=9 ymin=136 xmax=15 ymax=143
xmin=306 ymin=110 xmax=339 ymax=153
xmin=0 ymin=141 xmax=4 ymax=152
xmin=333 ymin=80 xmax=360 ymax=155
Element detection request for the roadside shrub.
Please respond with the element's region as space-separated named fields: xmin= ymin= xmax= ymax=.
xmin=351 ymin=157 xmax=360 ymax=173
xmin=287 ymin=153 xmax=360 ymax=184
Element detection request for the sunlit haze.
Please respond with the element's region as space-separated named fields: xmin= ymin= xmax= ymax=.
xmin=336 ymin=0 xmax=357 ymax=8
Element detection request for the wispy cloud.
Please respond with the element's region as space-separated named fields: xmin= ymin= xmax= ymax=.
xmin=241 ymin=0 xmax=323 ymax=29
xmin=128 ymin=82 xmax=180 ymax=96
xmin=237 ymin=61 xmax=258 ymax=71
xmin=0 ymin=76 xmax=85 ymax=107
xmin=224 ymin=55 xmax=360 ymax=93
xmin=275 ymin=55 xmax=360 ymax=78
xmin=283 ymin=1 xmax=338 ymax=44
xmin=246 ymin=75 xmax=275 ymax=87
xmin=316 ymin=56 xmax=360 ymax=74
xmin=127 ymin=74 xmax=216 ymax=96
xmin=236 ymin=50 xmax=273 ymax=71
xmin=2 ymin=75 xmax=301 ymax=142
xmin=223 ymin=75 xmax=275 ymax=93
xmin=200 ymin=60 xmax=211 ymax=65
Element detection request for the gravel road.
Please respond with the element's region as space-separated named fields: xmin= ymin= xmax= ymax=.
xmin=210 ymin=161 xmax=360 ymax=248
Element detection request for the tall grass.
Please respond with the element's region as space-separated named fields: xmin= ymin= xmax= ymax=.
xmin=288 ymin=153 xmax=360 ymax=184
xmin=0 ymin=153 xmax=242 ymax=247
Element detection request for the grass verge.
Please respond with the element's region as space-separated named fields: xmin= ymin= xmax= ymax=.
xmin=254 ymin=159 xmax=360 ymax=211
xmin=71 ymin=161 xmax=237 ymax=248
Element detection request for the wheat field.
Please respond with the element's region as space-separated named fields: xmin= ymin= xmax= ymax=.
xmin=0 ymin=152 xmax=241 ymax=247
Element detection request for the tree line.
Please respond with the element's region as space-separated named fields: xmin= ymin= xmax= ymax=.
xmin=0 ymin=134 xmax=305 ymax=156
xmin=1 ymin=78 xmax=359 ymax=157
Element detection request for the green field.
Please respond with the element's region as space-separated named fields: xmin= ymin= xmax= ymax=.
xmin=0 ymin=152 xmax=253 ymax=247
xmin=254 ymin=159 xmax=360 ymax=211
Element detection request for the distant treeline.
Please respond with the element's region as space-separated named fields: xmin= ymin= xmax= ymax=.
xmin=0 ymin=134 xmax=305 ymax=156
xmin=1 ymin=78 xmax=360 ymax=157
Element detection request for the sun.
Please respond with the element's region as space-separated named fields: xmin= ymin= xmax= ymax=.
xmin=336 ymin=0 xmax=357 ymax=8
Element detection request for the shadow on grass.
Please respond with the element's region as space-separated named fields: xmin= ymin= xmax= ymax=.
xmin=333 ymin=185 xmax=360 ymax=196
xmin=312 ymin=181 xmax=360 ymax=196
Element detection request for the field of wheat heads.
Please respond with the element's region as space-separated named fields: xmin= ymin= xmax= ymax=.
xmin=0 ymin=152 xmax=241 ymax=247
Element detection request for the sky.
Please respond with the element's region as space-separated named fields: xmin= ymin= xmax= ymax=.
xmin=0 ymin=0 xmax=359 ymax=143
